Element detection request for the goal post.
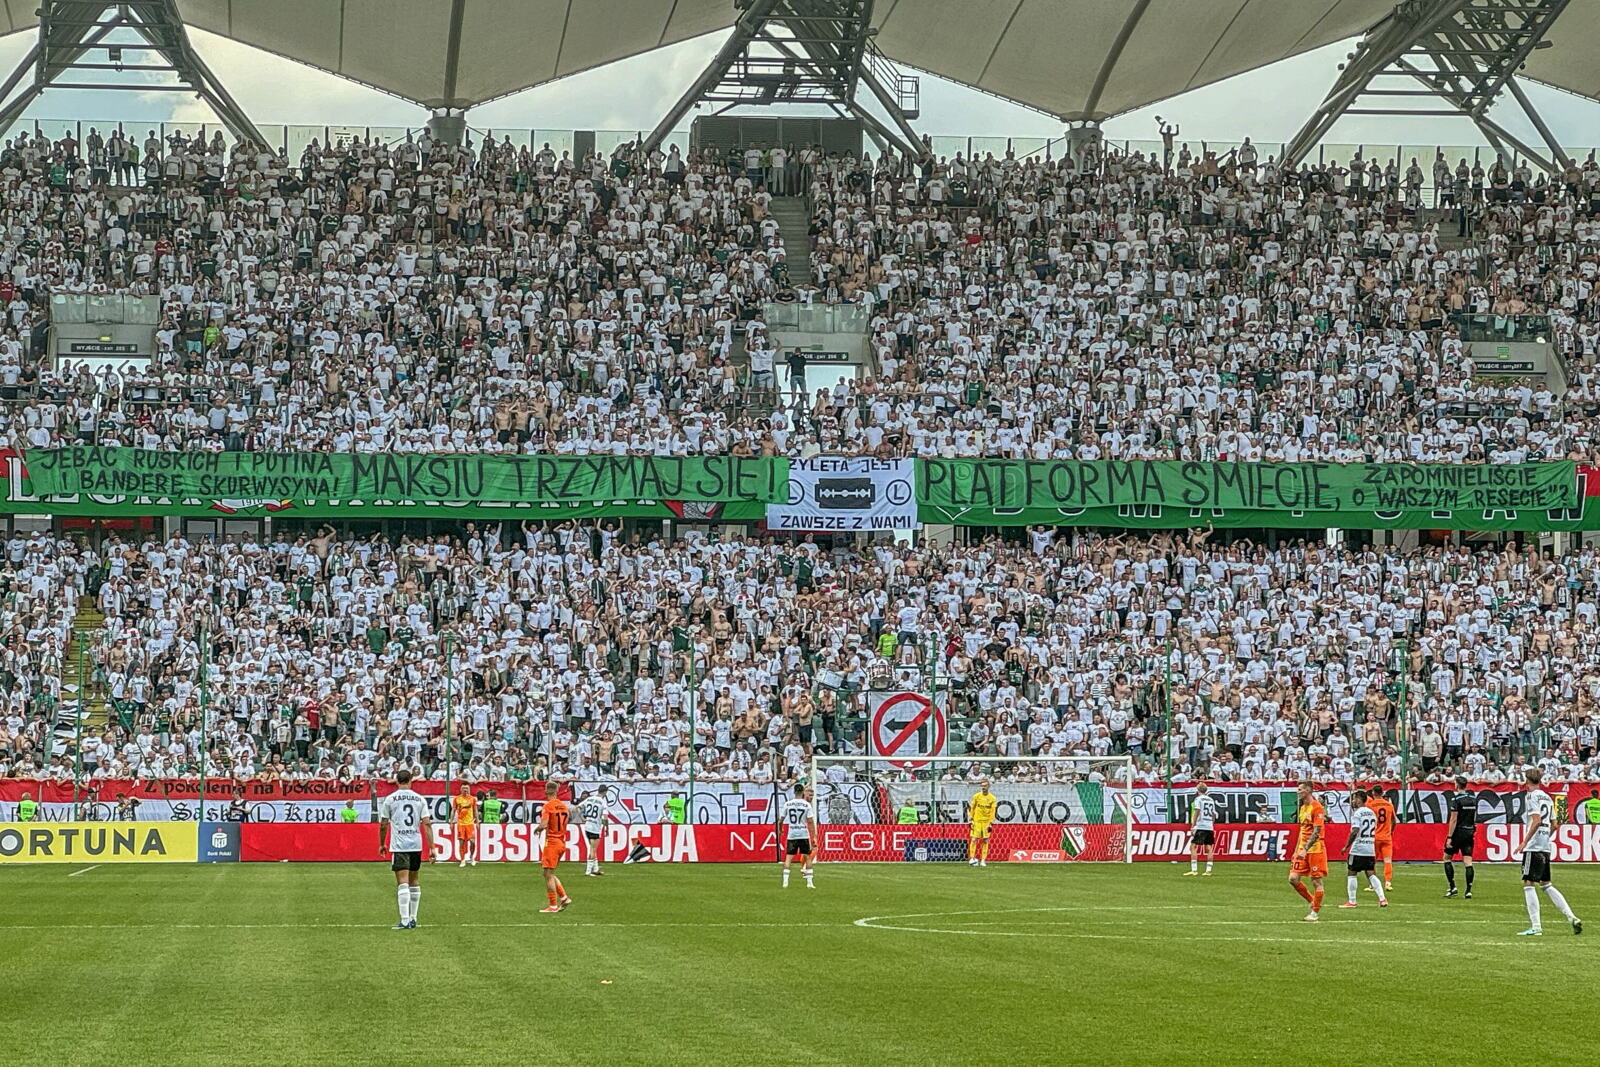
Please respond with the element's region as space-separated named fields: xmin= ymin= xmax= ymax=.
xmin=807 ymin=755 xmax=1137 ymax=863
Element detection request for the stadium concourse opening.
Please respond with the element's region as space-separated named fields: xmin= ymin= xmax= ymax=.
xmin=3 ymin=0 xmax=1600 ymax=1062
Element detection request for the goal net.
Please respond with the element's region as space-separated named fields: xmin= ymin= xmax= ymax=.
xmin=809 ymin=755 xmax=1135 ymax=863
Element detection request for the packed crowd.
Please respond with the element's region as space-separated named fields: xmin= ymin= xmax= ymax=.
xmin=803 ymin=143 xmax=1600 ymax=463
xmin=1 ymin=127 xmax=1599 ymax=790
xmin=1 ymin=523 xmax=1598 ymax=788
xmin=0 ymin=127 xmax=1597 ymax=465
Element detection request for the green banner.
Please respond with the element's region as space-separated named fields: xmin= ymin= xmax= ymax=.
xmin=27 ymin=448 xmax=787 ymax=508
xmin=918 ymin=499 xmax=1600 ymax=531
xmin=919 ymin=459 xmax=1576 ymax=514
xmin=3 ymin=448 xmax=1594 ymax=531
xmin=7 ymin=496 xmax=767 ymax=521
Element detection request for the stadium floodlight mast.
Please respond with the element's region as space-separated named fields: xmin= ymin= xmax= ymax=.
xmin=809 ymin=754 xmax=1137 ymax=863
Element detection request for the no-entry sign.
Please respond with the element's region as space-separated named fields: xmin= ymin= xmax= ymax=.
xmin=869 ymin=691 xmax=948 ymax=769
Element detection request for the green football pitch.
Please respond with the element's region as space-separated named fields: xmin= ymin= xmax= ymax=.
xmin=2 ymin=860 xmax=1594 ymax=1066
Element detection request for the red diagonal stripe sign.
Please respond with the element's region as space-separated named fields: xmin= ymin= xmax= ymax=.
xmin=881 ymin=702 xmax=933 ymax=755
xmin=870 ymin=692 xmax=947 ymax=769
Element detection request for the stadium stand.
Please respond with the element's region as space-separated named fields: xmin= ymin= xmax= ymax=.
xmin=0 ymin=2 xmax=1597 ymax=798
xmin=0 ymin=121 xmax=1597 ymax=789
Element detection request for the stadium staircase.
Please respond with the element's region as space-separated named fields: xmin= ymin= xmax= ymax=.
xmin=769 ymin=197 xmax=813 ymax=287
xmin=54 ymin=604 xmax=110 ymax=754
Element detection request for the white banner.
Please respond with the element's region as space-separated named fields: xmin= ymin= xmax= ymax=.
xmin=17 ymin=782 xmax=784 ymax=825
xmin=766 ymin=457 xmax=919 ymax=531
xmin=29 ymin=798 xmax=367 ymax=823
xmin=574 ymin=781 xmax=780 ymax=825
xmin=883 ymin=780 xmax=1117 ymax=825
xmin=1134 ymin=782 xmax=1552 ymax=826
xmin=811 ymin=779 xmax=1121 ymax=827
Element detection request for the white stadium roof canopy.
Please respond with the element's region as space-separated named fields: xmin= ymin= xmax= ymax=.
xmin=0 ymin=0 xmax=1594 ymax=118
xmin=0 ymin=1 xmax=1593 ymax=118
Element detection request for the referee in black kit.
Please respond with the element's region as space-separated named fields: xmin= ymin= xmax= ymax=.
xmin=1443 ymin=776 xmax=1479 ymax=899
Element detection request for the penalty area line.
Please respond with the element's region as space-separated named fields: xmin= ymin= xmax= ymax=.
xmin=851 ymin=906 xmax=1541 ymax=945
xmin=851 ymin=917 xmax=1527 ymax=947
xmin=947 ymin=918 xmax=1511 ymax=927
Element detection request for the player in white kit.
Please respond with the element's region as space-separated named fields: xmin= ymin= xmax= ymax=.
xmin=1185 ymin=783 xmax=1219 ymax=876
xmin=781 ymin=785 xmax=817 ymax=889
xmin=580 ymin=787 xmax=609 ymax=876
xmin=1516 ymin=769 xmax=1581 ymax=936
xmin=1339 ymin=788 xmax=1388 ymax=908
xmin=378 ymin=768 xmax=434 ymax=930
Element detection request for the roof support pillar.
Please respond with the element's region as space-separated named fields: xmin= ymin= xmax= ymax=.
xmin=642 ymin=0 xmax=925 ymax=160
xmin=0 ymin=0 xmax=266 ymax=145
xmin=427 ymin=109 xmax=468 ymax=147
xmin=1281 ymin=0 xmax=1570 ymax=173
xmin=1064 ymin=119 xmax=1102 ymax=171
xmin=642 ymin=0 xmax=782 ymax=157
xmin=1506 ymin=77 xmax=1570 ymax=169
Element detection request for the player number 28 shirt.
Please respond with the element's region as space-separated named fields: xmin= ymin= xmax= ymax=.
xmin=579 ymin=795 xmax=606 ymax=833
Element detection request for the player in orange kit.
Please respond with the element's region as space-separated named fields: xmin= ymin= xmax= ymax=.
xmin=1289 ymin=782 xmax=1328 ymax=922
xmin=452 ymin=783 xmax=479 ymax=868
xmin=538 ymin=781 xmax=573 ymax=913
xmin=1365 ymin=788 xmax=1396 ymax=890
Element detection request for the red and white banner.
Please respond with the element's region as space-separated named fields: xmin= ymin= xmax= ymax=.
xmin=0 ymin=779 xmax=370 ymax=823
xmin=0 ymin=779 xmax=785 ymax=826
xmin=236 ymin=821 xmax=773 ymax=863
xmin=209 ymin=820 xmax=1600 ymax=862
xmin=1134 ymin=781 xmax=1600 ymax=826
xmin=1482 ymin=823 xmax=1600 ymax=862
xmin=803 ymin=823 xmax=1462 ymax=863
xmin=10 ymin=780 xmax=1600 ymax=849
xmin=378 ymin=780 xmax=782 ymax=827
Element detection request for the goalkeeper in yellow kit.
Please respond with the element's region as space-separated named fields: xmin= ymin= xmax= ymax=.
xmin=968 ymin=778 xmax=998 ymax=867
